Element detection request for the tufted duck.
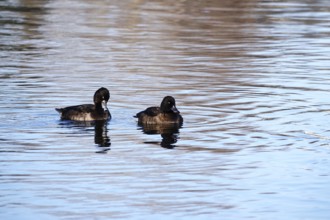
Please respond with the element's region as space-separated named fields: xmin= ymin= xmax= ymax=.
xmin=134 ymin=96 xmax=183 ymax=125
xmin=56 ymin=87 xmax=111 ymax=121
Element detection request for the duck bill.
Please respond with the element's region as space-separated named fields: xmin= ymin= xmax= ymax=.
xmin=102 ymin=100 xmax=108 ymax=111
xmin=171 ymin=105 xmax=180 ymax=114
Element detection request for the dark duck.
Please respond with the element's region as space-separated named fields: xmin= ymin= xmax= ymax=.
xmin=56 ymin=87 xmax=111 ymax=121
xmin=135 ymin=96 xmax=183 ymax=125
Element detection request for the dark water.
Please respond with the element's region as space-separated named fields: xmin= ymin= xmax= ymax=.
xmin=1 ymin=0 xmax=330 ymax=219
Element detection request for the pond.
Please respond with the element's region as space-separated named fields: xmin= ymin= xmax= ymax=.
xmin=1 ymin=0 xmax=330 ymax=219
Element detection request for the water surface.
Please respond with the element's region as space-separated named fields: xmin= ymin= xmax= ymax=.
xmin=1 ymin=0 xmax=330 ymax=219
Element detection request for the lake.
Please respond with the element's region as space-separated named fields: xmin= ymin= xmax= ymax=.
xmin=1 ymin=0 xmax=330 ymax=219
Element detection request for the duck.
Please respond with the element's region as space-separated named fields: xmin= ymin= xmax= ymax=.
xmin=56 ymin=87 xmax=111 ymax=121
xmin=134 ymin=96 xmax=183 ymax=125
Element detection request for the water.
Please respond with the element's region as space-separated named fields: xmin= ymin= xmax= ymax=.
xmin=1 ymin=0 xmax=330 ymax=219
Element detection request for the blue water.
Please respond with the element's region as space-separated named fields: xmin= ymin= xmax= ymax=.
xmin=1 ymin=0 xmax=330 ymax=219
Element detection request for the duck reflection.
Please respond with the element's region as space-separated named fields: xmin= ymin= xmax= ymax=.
xmin=93 ymin=120 xmax=111 ymax=152
xmin=58 ymin=120 xmax=111 ymax=153
xmin=139 ymin=123 xmax=181 ymax=149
